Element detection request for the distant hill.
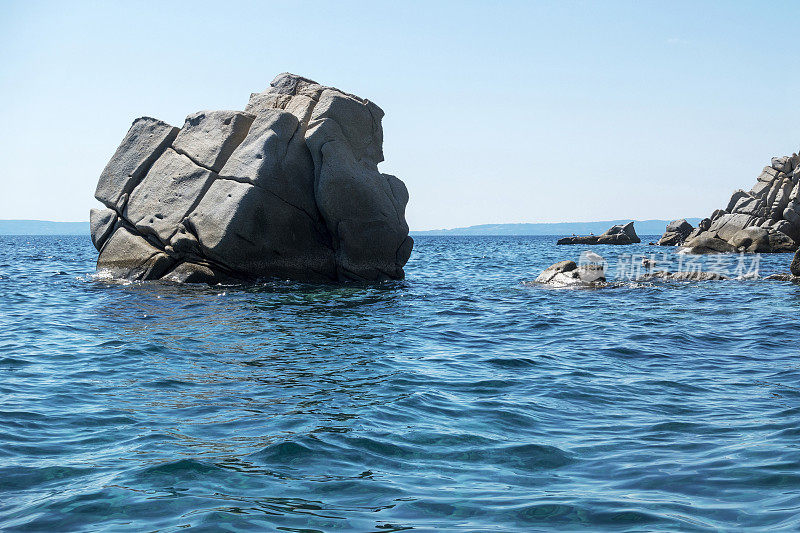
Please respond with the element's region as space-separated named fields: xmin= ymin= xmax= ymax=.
xmin=411 ymin=219 xmax=702 ymax=236
xmin=0 ymin=220 xmax=89 ymax=235
xmin=1 ymin=218 xmax=702 ymax=237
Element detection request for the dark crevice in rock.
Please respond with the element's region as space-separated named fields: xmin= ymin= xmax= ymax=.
xmin=95 ymin=121 xmax=179 ymax=210
xmin=171 ymin=146 xmax=218 ymax=174
xmin=394 ymin=235 xmax=412 ymax=264
xmin=129 ymin=220 xmax=169 ymax=252
xmin=170 ymin=111 xmax=256 ymax=175
xmin=311 ymin=139 xmax=333 ymax=183
xmin=168 ymin=255 xmax=241 ymax=282
xmin=181 ymin=216 xmax=201 ymax=241
xmin=96 ymin=220 xmax=123 ymax=256
xmin=179 ymin=216 xmax=206 ymax=256
xmin=110 ymin=208 xmax=166 ymax=254
xmin=97 ymin=217 xmax=173 ymax=280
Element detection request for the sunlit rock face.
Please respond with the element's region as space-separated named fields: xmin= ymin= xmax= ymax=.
xmin=90 ymin=73 xmax=413 ymax=283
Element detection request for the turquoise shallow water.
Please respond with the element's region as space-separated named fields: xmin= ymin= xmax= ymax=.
xmin=2 ymin=234 xmax=800 ymax=531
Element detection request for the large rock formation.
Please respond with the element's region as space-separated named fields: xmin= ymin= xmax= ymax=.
xmin=557 ymin=221 xmax=640 ymax=245
xmin=666 ymin=151 xmax=800 ymax=253
xmin=90 ymin=73 xmax=413 ymax=283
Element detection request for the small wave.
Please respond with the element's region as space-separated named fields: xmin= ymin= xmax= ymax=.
xmin=492 ymin=443 xmax=574 ymax=470
xmin=136 ymin=458 xmax=222 ymax=479
xmin=250 ymin=440 xmax=320 ymax=464
xmin=0 ymin=465 xmax=95 ymax=492
xmin=0 ymin=356 xmax=33 ymax=367
xmin=485 ymin=356 xmax=539 ymax=368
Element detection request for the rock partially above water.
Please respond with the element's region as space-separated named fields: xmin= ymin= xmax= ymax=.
xmin=765 ymin=272 xmax=800 ymax=281
xmin=533 ymin=257 xmax=726 ymax=288
xmin=657 ymin=219 xmax=694 ymax=246
xmin=534 ymin=260 xmax=606 ymax=287
xmin=640 ymin=270 xmax=728 ymax=281
xmin=557 ymin=221 xmax=640 ymax=245
xmin=91 ymin=73 xmax=413 ymax=283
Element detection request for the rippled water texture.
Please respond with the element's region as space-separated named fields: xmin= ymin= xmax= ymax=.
xmin=3 ymin=235 xmax=800 ymax=531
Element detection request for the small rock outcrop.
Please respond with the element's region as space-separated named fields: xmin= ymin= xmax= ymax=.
xmin=533 ymin=257 xmax=725 ymax=287
xmin=765 ymin=272 xmax=800 ymax=281
xmin=90 ymin=73 xmax=413 ymax=283
xmin=657 ymin=219 xmax=694 ymax=246
xmin=535 ymin=260 xmax=581 ymax=285
xmin=640 ymin=270 xmax=728 ymax=281
xmin=534 ymin=260 xmax=606 ymax=287
xmin=557 ymin=222 xmax=640 ymax=245
xmin=677 ymin=151 xmax=800 ymax=254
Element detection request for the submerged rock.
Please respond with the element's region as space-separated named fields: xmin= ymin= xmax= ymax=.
xmin=557 ymin=221 xmax=640 ymax=245
xmin=91 ymin=73 xmax=412 ymax=283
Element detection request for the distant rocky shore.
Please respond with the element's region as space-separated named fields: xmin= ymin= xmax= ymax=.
xmin=655 ymin=152 xmax=800 ymax=254
xmin=539 ymin=148 xmax=800 ymax=286
xmin=90 ymin=73 xmax=412 ymax=284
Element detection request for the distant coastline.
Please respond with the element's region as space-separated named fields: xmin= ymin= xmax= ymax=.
xmin=0 ymin=220 xmax=89 ymax=235
xmin=0 ymin=219 xmax=702 ymax=236
xmin=411 ymin=219 xmax=702 ymax=236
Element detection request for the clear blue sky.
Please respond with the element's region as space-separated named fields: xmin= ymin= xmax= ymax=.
xmin=2 ymin=0 xmax=799 ymax=229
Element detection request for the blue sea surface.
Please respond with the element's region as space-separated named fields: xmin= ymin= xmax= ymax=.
xmin=2 ymin=235 xmax=800 ymax=531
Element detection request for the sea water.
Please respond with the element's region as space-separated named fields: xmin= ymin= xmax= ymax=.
xmin=2 ymin=235 xmax=800 ymax=531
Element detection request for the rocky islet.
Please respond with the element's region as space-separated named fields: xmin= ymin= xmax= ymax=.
xmin=91 ymin=73 xmax=413 ymax=284
xmin=556 ymin=221 xmax=641 ymax=245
